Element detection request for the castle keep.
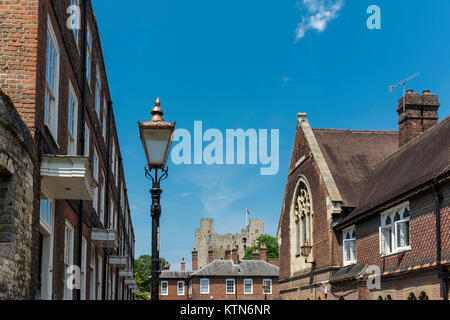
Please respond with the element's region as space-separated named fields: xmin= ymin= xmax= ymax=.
xmin=195 ymin=218 xmax=264 ymax=268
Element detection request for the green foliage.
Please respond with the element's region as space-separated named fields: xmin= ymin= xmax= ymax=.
xmin=134 ymin=255 xmax=170 ymax=292
xmin=244 ymin=234 xmax=279 ymax=260
xmin=134 ymin=291 xmax=150 ymax=300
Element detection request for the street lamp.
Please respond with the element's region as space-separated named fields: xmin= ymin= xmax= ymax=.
xmin=138 ymin=97 xmax=176 ymax=301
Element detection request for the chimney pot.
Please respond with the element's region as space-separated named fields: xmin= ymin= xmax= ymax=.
xmin=181 ymin=257 xmax=186 ymax=271
xmin=397 ymin=89 xmax=440 ymax=147
xmin=406 ymin=89 xmax=414 ymax=94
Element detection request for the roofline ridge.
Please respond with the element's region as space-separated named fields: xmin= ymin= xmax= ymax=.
xmin=373 ymin=115 xmax=450 ymax=169
xmin=312 ymin=128 xmax=398 ymax=134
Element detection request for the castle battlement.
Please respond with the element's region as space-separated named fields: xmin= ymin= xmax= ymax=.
xmin=194 ymin=217 xmax=264 ymax=269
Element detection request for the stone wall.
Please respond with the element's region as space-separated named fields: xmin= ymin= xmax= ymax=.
xmin=195 ymin=218 xmax=264 ymax=268
xmin=0 ymin=88 xmax=36 ymax=299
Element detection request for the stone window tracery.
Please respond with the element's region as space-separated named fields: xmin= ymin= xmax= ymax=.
xmin=293 ymin=179 xmax=313 ymax=255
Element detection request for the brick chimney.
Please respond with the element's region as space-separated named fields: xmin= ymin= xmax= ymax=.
xmin=181 ymin=257 xmax=185 ymax=271
xmin=192 ymin=249 xmax=198 ymax=271
xmin=260 ymin=243 xmax=267 ymax=262
xmin=208 ymin=249 xmax=214 ymax=263
xmin=225 ymin=245 xmax=231 ymax=260
xmin=232 ymin=245 xmax=239 ymax=264
xmin=252 ymin=250 xmax=260 ymax=260
xmin=397 ymin=89 xmax=439 ymax=147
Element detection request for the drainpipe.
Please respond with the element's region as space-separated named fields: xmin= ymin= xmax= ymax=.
xmin=77 ymin=0 xmax=89 ymax=301
xmin=431 ymin=181 xmax=448 ymax=300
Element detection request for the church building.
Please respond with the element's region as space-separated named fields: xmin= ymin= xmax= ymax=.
xmin=278 ymin=90 xmax=449 ymax=300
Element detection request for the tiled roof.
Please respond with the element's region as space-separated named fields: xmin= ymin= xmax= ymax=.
xmin=191 ymin=260 xmax=279 ymax=277
xmin=159 ymin=271 xmax=192 ymax=279
xmin=330 ymin=263 xmax=367 ymax=282
xmin=337 ymin=116 xmax=450 ymax=227
xmin=312 ymin=129 xmax=398 ymax=207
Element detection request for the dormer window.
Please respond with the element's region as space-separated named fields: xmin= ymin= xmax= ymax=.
xmin=380 ymin=203 xmax=411 ymax=256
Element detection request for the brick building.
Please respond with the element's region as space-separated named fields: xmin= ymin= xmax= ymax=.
xmin=278 ymin=90 xmax=449 ymax=300
xmin=160 ymin=245 xmax=279 ymax=300
xmin=0 ymin=0 xmax=136 ymax=299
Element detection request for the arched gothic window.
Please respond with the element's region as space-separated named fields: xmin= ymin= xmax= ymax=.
xmin=294 ymin=179 xmax=313 ymax=255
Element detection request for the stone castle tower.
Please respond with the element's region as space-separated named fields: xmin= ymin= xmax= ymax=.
xmin=194 ymin=218 xmax=264 ymax=268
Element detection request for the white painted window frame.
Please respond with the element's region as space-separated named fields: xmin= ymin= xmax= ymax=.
xmin=177 ymin=281 xmax=185 ymax=296
xmin=161 ymin=281 xmax=168 ymax=296
xmin=200 ymin=278 xmax=210 ymax=294
xmin=97 ymin=255 xmax=103 ymax=300
xmin=226 ymin=278 xmax=235 ymax=295
xmin=81 ymin=236 xmax=87 ymax=300
xmin=39 ymin=186 xmax=55 ymax=300
xmin=379 ymin=202 xmax=411 ymax=257
xmin=342 ymin=225 xmax=356 ymax=266
xmin=95 ymin=65 xmax=101 ymax=118
xmin=263 ymin=279 xmax=272 ymax=295
xmin=67 ymin=81 xmax=78 ymax=155
xmin=84 ymin=122 xmax=90 ymax=156
xmin=45 ymin=15 xmax=60 ymax=143
xmin=243 ymin=278 xmax=253 ymax=295
xmin=93 ymin=148 xmax=99 ymax=213
xmin=64 ymin=220 xmax=75 ymax=300
xmin=86 ymin=24 xmax=92 ymax=89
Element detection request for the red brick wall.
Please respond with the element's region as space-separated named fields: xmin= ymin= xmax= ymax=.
xmin=356 ymin=183 xmax=450 ymax=273
xmin=0 ymin=0 xmax=134 ymax=299
xmin=160 ymin=277 xmax=279 ymax=300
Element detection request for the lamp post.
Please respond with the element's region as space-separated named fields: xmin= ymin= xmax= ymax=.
xmin=138 ymin=97 xmax=176 ymax=301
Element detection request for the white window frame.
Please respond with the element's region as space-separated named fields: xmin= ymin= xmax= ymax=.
xmin=64 ymin=221 xmax=75 ymax=300
xmin=45 ymin=15 xmax=60 ymax=143
xmin=39 ymin=187 xmax=54 ymax=300
xmin=200 ymin=278 xmax=210 ymax=294
xmin=86 ymin=25 xmax=92 ymax=88
xmin=243 ymin=279 xmax=253 ymax=295
xmin=95 ymin=65 xmax=101 ymax=118
xmin=177 ymin=281 xmax=185 ymax=296
xmin=89 ymin=245 xmax=96 ymax=300
xmin=379 ymin=202 xmax=411 ymax=256
xmin=70 ymin=0 xmax=80 ymax=47
xmin=102 ymin=96 xmax=107 ymax=140
xmin=84 ymin=123 xmax=90 ymax=156
xmin=67 ymin=81 xmax=78 ymax=155
xmin=343 ymin=225 xmax=356 ymax=266
xmin=226 ymin=279 xmax=235 ymax=295
xmin=263 ymin=279 xmax=272 ymax=295
xmin=161 ymin=281 xmax=168 ymax=296
xmin=97 ymin=256 xmax=103 ymax=300
xmin=99 ymin=173 xmax=105 ymax=225
xmin=92 ymin=148 xmax=99 ymax=213
xmin=81 ymin=236 xmax=87 ymax=300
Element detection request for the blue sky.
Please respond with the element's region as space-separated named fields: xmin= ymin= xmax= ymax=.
xmin=92 ymin=0 xmax=450 ymax=269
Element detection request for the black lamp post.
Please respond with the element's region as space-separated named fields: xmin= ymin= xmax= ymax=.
xmin=138 ymin=97 xmax=176 ymax=301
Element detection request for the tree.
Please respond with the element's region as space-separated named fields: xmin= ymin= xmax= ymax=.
xmin=244 ymin=234 xmax=279 ymax=260
xmin=134 ymin=255 xmax=170 ymax=293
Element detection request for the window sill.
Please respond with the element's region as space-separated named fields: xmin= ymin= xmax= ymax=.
xmin=381 ymin=247 xmax=411 ymax=258
xmin=343 ymin=261 xmax=357 ymax=267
